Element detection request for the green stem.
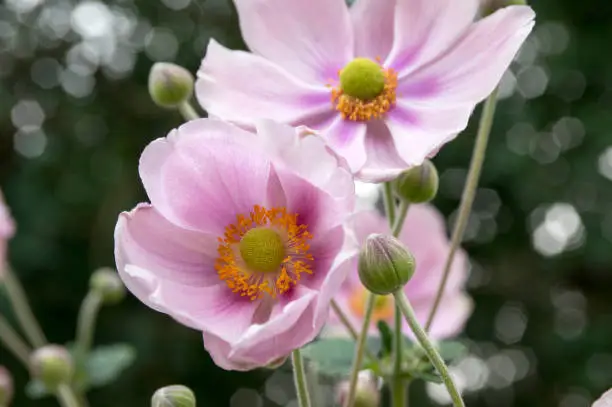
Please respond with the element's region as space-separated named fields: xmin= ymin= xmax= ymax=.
xmin=344 ymin=293 xmax=376 ymax=407
xmin=392 ymin=305 xmax=405 ymax=407
xmin=383 ymin=182 xmax=396 ymax=227
xmin=394 ymin=291 xmax=465 ymax=407
xmin=291 ymin=349 xmax=312 ymax=407
xmin=425 ymin=88 xmax=499 ymax=332
xmin=391 ymin=201 xmax=410 ymax=238
xmin=0 ymin=313 xmax=32 ymax=366
xmin=56 ymin=384 xmax=81 ymax=407
xmin=330 ymin=300 xmax=377 ymax=361
xmin=2 ymin=268 xmax=47 ymax=347
xmin=178 ymin=102 xmax=200 ymax=121
xmin=74 ymin=292 xmax=103 ymax=363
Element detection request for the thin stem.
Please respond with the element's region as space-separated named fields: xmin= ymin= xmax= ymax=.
xmin=291 ymin=349 xmax=312 ymax=407
xmin=391 ymin=201 xmax=410 ymax=237
xmin=331 ymin=300 xmax=376 ymax=361
xmin=2 ymin=268 xmax=47 ymax=347
xmin=0 ymin=313 xmax=32 ymax=366
xmin=56 ymin=384 xmax=81 ymax=407
xmin=383 ymin=183 xmax=396 ymax=226
xmin=344 ymin=293 xmax=376 ymax=407
xmin=392 ymin=305 xmax=405 ymax=407
xmin=425 ymin=88 xmax=499 ymax=331
xmin=178 ymin=102 xmax=200 ymax=121
xmin=394 ymin=291 xmax=465 ymax=407
xmin=74 ymin=292 xmax=103 ymax=363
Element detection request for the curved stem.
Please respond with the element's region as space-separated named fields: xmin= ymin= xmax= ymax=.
xmin=56 ymin=384 xmax=81 ymax=407
xmin=291 ymin=349 xmax=312 ymax=407
xmin=74 ymin=292 xmax=103 ymax=363
xmin=2 ymin=268 xmax=47 ymax=347
xmin=425 ymin=88 xmax=499 ymax=331
xmin=392 ymin=305 xmax=405 ymax=407
xmin=394 ymin=291 xmax=465 ymax=407
xmin=178 ymin=102 xmax=200 ymax=121
xmin=330 ymin=300 xmax=377 ymax=361
xmin=344 ymin=293 xmax=376 ymax=407
xmin=383 ymin=183 xmax=396 ymax=227
xmin=0 ymin=313 xmax=31 ymax=366
xmin=392 ymin=201 xmax=410 ymax=238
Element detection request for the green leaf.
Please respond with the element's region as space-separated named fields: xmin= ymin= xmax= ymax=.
xmin=377 ymin=320 xmax=393 ymax=356
xmin=398 ymin=340 xmax=467 ymax=384
xmin=302 ymin=338 xmax=380 ymax=377
xmin=85 ymin=343 xmax=136 ymax=388
xmin=437 ymin=341 xmax=468 ymax=365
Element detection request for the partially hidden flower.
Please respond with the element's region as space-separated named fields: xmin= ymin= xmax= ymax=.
xmin=114 ymin=119 xmax=356 ymax=371
xmin=196 ymin=0 xmax=535 ymax=182
xmin=327 ymin=205 xmax=472 ymax=339
xmin=0 ymin=190 xmax=15 ymax=277
xmin=594 ymin=389 xmax=612 ymax=407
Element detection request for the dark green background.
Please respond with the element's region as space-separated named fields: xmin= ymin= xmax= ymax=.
xmin=2 ymin=0 xmax=612 ymax=405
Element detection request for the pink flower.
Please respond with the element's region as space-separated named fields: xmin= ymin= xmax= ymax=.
xmin=196 ymin=0 xmax=535 ymax=182
xmin=114 ymin=119 xmax=357 ymax=371
xmin=327 ymin=205 xmax=472 ymax=339
xmin=0 ymin=190 xmax=15 ymax=276
xmin=594 ymin=389 xmax=612 ymax=407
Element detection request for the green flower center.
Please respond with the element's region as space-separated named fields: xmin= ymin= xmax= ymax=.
xmin=339 ymin=58 xmax=386 ymax=101
xmin=239 ymin=227 xmax=286 ymax=273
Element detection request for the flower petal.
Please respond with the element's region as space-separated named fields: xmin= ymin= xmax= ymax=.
xmin=351 ymin=0 xmax=395 ymax=61
xmin=593 ymin=389 xmax=612 ymax=407
xmin=233 ymin=0 xmax=353 ymax=82
xmin=325 ymin=117 xmax=368 ymax=174
xmin=386 ymin=0 xmax=480 ymax=76
xmin=357 ymin=119 xmax=409 ymax=182
xmin=401 ymin=6 xmax=535 ymax=106
xmin=407 ymin=293 xmax=473 ymax=339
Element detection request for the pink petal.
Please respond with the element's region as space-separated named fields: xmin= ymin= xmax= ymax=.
xmin=139 ymin=119 xmax=271 ymax=235
xmin=115 ymin=204 xmax=219 ymax=287
xmin=407 ymin=293 xmax=473 ymax=339
xmin=232 ymin=0 xmax=353 ymax=82
xmin=351 ymin=0 xmax=395 ymax=61
xmin=385 ymin=0 xmax=480 ymax=77
xmin=594 ymin=389 xmax=612 ymax=407
xmin=356 ymin=120 xmax=409 ymax=182
xmin=402 ymin=6 xmax=535 ymax=106
xmin=197 ymin=40 xmax=332 ymax=128
xmin=325 ymin=117 xmax=368 ymax=174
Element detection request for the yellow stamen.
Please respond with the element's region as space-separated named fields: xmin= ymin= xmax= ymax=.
xmin=215 ymin=205 xmax=314 ymax=300
xmin=349 ymin=287 xmax=394 ymax=323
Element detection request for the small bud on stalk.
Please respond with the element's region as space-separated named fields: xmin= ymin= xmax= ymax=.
xmin=90 ymin=267 xmax=126 ymax=305
xmin=0 ymin=366 xmax=13 ymax=406
xmin=358 ymin=234 xmax=415 ymax=295
xmin=336 ymin=370 xmax=380 ymax=407
xmin=392 ymin=159 xmax=439 ymax=204
xmin=29 ymin=345 xmax=74 ymax=390
xmin=148 ymin=63 xmax=195 ymax=109
xmin=152 ymin=385 xmax=196 ymax=407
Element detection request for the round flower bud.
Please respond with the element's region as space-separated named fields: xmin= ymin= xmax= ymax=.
xmin=89 ymin=267 xmax=126 ymax=305
xmin=336 ymin=370 xmax=380 ymax=407
xmin=358 ymin=234 xmax=415 ymax=295
xmin=151 ymin=385 xmax=196 ymax=407
xmin=148 ymin=63 xmax=194 ymax=109
xmin=29 ymin=345 xmax=74 ymax=390
xmin=392 ymin=160 xmax=439 ymax=204
xmin=0 ymin=366 xmax=13 ymax=406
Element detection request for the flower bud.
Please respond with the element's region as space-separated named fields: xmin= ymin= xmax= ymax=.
xmin=152 ymin=385 xmax=196 ymax=407
xmin=148 ymin=63 xmax=194 ymax=109
xmin=0 ymin=366 xmax=13 ymax=406
xmin=29 ymin=345 xmax=74 ymax=390
xmin=90 ymin=267 xmax=125 ymax=305
xmin=392 ymin=160 xmax=439 ymax=204
xmin=336 ymin=370 xmax=380 ymax=407
xmin=358 ymin=234 xmax=415 ymax=295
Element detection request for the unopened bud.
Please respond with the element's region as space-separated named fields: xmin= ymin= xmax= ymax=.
xmin=358 ymin=234 xmax=415 ymax=295
xmin=336 ymin=370 xmax=380 ymax=407
xmin=90 ymin=268 xmax=125 ymax=305
xmin=0 ymin=366 xmax=13 ymax=406
xmin=29 ymin=345 xmax=74 ymax=390
xmin=152 ymin=385 xmax=196 ymax=407
xmin=148 ymin=63 xmax=194 ymax=109
xmin=392 ymin=160 xmax=439 ymax=203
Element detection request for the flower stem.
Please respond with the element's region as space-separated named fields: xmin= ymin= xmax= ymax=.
xmin=2 ymin=268 xmax=47 ymax=347
xmin=383 ymin=182 xmax=396 ymax=227
xmin=291 ymin=349 xmax=312 ymax=407
xmin=394 ymin=291 xmax=465 ymax=407
xmin=392 ymin=305 xmax=405 ymax=407
xmin=0 ymin=313 xmax=31 ymax=366
xmin=344 ymin=292 xmax=376 ymax=407
xmin=74 ymin=292 xmax=103 ymax=363
xmin=178 ymin=102 xmax=200 ymax=121
xmin=391 ymin=201 xmax=410 ymax=238
xmin=425 ymin=88 xmax=499 ymax=332
xmin=56 ymin=384 xmax=81 ymax=407
xmin=331 ymin=300 xmax=376 ymax=361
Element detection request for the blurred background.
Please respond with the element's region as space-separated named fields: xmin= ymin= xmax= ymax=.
xmin=1 ymin=0 xmax=611 ymax=405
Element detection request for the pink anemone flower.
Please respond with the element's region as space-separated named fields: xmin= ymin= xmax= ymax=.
xmin=594 ymin=389 xmax=612 ymax=407
xmin=0 ymin=190 xmax=15 ymax=276
xmin=114 ymin=119 xmax=356 ymax=371
xmin=196 ymin=0 xmax=535 ymax=182
xmin=327 ymin=205 xmax=472 ymax=339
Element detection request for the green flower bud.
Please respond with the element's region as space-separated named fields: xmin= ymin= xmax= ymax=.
xmin=148 ymin=63 xmax=194 ymax=109
xmin=336 ymin=370 xmax=380 ymax=407
xmin=89 ymin=267 xmax=125 ymax=305
xmin=29 ymin=345 xmax=74 ymax=390
xmin=0 ymin=366 xmax=13 ymax=406
xmin=152 ymin=385 xmax=196 ymax=407
xmin=392 ymin=160 xmax=439 ymax=204
xmin=358 ymin=234 xmax=415 ymax=295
